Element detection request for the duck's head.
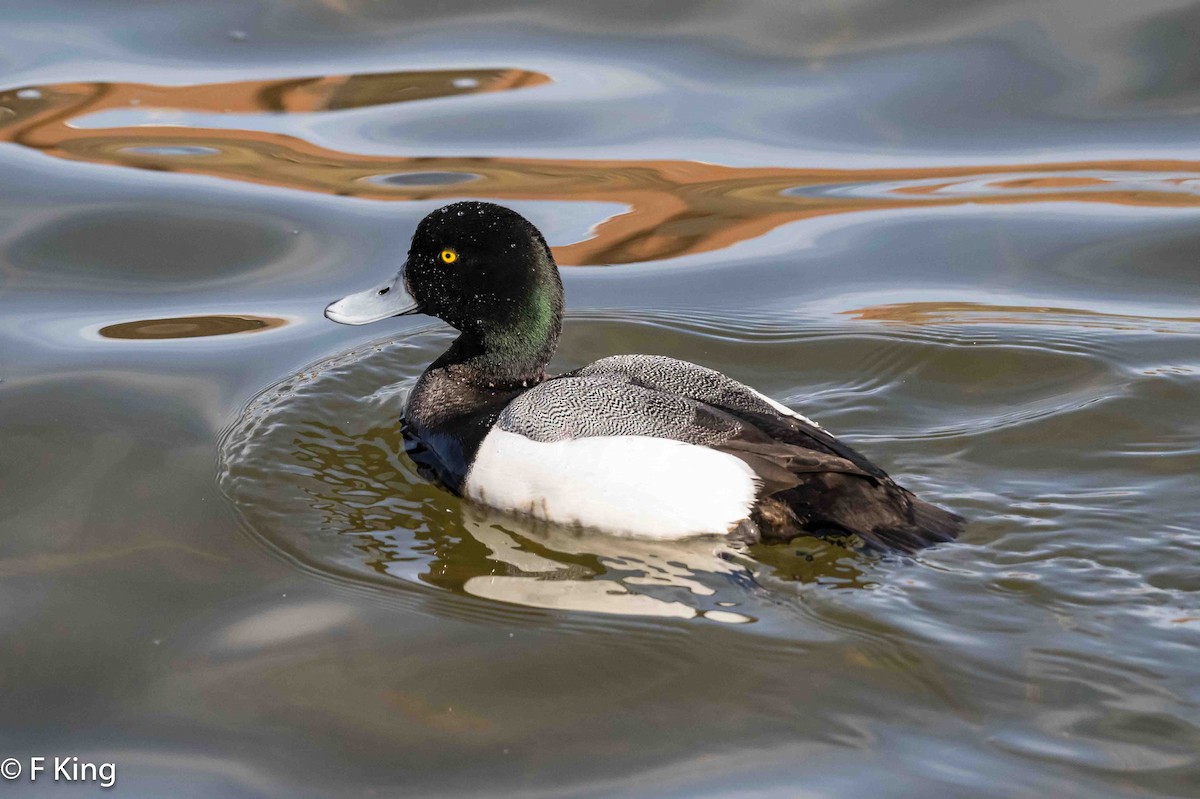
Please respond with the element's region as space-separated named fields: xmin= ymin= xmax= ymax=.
xmin=325 ymin=202 xmax=563 ymax=343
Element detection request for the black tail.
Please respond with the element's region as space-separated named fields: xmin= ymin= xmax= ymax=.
xmin=749 ymin=467 xmax=965 ymax=553
xmin=716 ymin=415 xmax=966 ymax=553
xmin=863 ymin=493 xmax=965 ymax=553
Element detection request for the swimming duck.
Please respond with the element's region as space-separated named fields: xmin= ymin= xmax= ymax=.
xmin=326 ymin=202 xmax=963 ymax=551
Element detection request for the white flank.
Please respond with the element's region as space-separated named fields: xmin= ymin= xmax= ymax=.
xmin=463 ymin=430 xmax=759 ymax=540
xmin=750 ymin=389 xmax=825 ymax=430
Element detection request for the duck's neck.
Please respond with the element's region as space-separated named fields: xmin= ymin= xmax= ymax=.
xmin=433 ymin=283 xmax=562 ymax=389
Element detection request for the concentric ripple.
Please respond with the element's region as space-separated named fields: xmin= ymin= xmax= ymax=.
xmin=218 ymin=313 xmax=930 ymax=622
xmin=219 ymin=307 xmax=1200 ymax=635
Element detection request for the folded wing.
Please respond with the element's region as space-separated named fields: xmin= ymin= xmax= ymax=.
xmin=498 ymin=359 xmax=964 ymax=551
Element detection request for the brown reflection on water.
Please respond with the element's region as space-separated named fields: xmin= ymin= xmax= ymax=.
xmin=843 ymin=301 xmax=1200 ymax=333
xmin=993 ymin=176 xmax=1109 ymax=190
xmin=99 ymin=314 xmax=287 ymax=339
xmin=5 ymin=69 xmax=1200 ymax=265
xmin=0 ymin=67 xmax=547 ymax=131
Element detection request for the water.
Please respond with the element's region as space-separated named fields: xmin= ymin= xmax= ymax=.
xmin=2 ymin=2 xmax=1198 ymax=796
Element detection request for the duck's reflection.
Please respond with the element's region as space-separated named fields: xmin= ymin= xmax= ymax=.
xmin=220 ymin=325 xmax=878 ymax=625
xmin=453 ymin=509 xmax=753 ymax=622
xmin=283 ymin=412 xmax=872 ymax=621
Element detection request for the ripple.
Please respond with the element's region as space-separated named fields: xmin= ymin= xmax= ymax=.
xmin=362 ymin=171 xmax=480 ymax=187
xmin=121 ymin=145 xmax=221 ymax=157
xmin=6 ymin=70 xmax=1200 ymax=266
xmin=7 ymin=205 xmax=301 ymax=287
xmin=842 ymin=301 xmax=1200 ymax=334
xmin=7 ymin=9 xmax=1200 ymax=796
xmin=99 ymin=315 xmax=286 ymax=340
xmin=217 ymin=314 xmax=895 ymax=621
xmin=787 ymin=170 xmax=1200 ymax=202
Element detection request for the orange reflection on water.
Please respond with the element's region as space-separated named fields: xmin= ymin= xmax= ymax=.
xmin=843 ymin=301 xmax=1200 ymax=333
xmin=4 ymin=68 xmax=1200 ymax=265
xmin=99 ymin=315 xmax=287 ymax=340
xmin=992 ymin=176 xmax=1109 ymax=190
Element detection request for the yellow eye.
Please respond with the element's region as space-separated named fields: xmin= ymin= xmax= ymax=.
xmin=440 ymin=248 xmax=458 ymax=264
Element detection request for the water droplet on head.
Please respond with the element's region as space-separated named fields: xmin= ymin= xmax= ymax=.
xmin=456 ymin=211 xmax=464 ymax=216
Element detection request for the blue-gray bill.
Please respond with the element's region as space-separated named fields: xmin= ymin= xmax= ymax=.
xmin=324 ymin=267 xmax=420 ymax=325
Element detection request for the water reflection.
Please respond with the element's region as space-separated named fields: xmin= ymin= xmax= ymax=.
xmin=247 ymin=398 xmax=767 ymax=621
xmin=219 ymin=319 xmax=879 ymax=621
xmin=844 ymin=301 xmax=1200 ymax=334
xmin=121 ymin=145 xmax=221 ymax=157
xmin=6 ymin=4 xmax=1200 ymax=795
xmin=5 ymin=70 xmax=1200 ymax=265
xmin=7 ymin=205 xmax=301 ymax=286
xmin=99 ymin=314 xmax=287 ymax=340
xmin=363 ymin=171 xmax=480 ymax=187
xmin=0 ymin=67 xmax=547 ymax=124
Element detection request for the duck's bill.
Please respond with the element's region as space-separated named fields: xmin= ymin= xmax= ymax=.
xmin=324 ymin=269 xmax=421 ymax=325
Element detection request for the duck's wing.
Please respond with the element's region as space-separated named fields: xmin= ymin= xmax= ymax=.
xmin=572 ymin=354 xmax=888 ymax=479
xmin=537 ymin=358 xmax=963 ymax=551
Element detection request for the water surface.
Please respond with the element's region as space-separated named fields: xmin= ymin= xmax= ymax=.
xmin=1 ymin=2 xmax=1198 ymax=797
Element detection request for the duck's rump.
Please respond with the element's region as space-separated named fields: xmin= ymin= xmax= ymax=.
xmin=468 ymin=355 xmax=963 ymax=552
xmin=713 ymin=429 xmax=962 ymax=551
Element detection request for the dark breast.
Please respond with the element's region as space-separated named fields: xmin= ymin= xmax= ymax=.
xmin=403 ymin=367 xmax=524 ymax=493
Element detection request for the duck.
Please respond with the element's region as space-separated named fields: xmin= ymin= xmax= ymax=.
xmin=325 ymin=201 xmax=964 ymax=552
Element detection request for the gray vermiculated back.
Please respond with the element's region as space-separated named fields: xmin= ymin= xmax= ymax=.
xmin=497 ymin=354 xmax=793 ymax=444
xmin=496 ymin=371 xmax=743 ymax=445
xmin=576 ymin=355 xmax=786 ymax=417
